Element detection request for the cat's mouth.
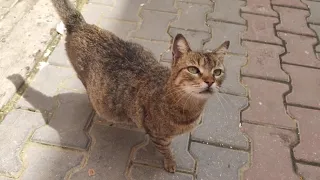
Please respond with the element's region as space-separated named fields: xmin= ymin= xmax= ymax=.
xmin=199 ymin=87 xmax=213 ymax=94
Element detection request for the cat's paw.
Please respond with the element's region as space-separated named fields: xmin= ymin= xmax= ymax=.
xmin=164 ymin=158 xmax=176 ymax=173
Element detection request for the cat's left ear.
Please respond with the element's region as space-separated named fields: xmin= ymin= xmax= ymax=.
xmin=172 ymin=34 xmax=191 ymax=64
xmin=213 ymin=41 xmax=230 ymax=55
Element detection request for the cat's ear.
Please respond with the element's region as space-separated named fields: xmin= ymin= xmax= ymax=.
xmin=213 ymin=41 xmax=230 ymax=55
xmin=172 ymin=34 xmax=191 ymax=62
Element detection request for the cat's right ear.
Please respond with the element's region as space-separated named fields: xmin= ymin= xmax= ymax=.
xmin=172 ymin=34 xmax=191 ymax=64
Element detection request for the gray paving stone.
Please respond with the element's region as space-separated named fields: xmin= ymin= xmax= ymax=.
xmin=162 ymin=28 xmax=211 ymax=60
xmin=59 ymin=75 xmax=86 ymax=93
xmin=190 ymin=142 xmax=248 ymax=180
xmin=100 ymin=19 xmax=137 ymax=40
xmin=204 ymin=21 xmax=246 ymax=55
xmin=220 ymin=55 xmax=247 ymax=96
xmin=192 ymin=93 xmax=248 ymax=149
xmin=17 ymin=65 xmax=75 ymax=112
xmin=104 ymin=0 xmax=147 ymax=22
xmin=20 ymin=143 xmax=84 ymax=180
xmin=48 ymin=36 xmax=72 ymax=67
xmin=132 ymin=134 xmax=195 ymax=172
xmin=70 ymin=125 xmax=145 ymax=180
xmin=130 ymin=10 xmax=176 ymax=41
xmin=32 ymin=92 xmax=92 ymax=150
xmin=82 ymin=2 xmax=111 ymax=24
xmin=171 ymin=2 xmax=211 ymax=32
xmin=0 ymin=110 xmax=45 ymax=177
xmin=129 ymin=38 xmax=170 ymax=61
xmin=310 ymin=24 xmax=320 ymax=52
xmin=144 ymin=0 xmax=177 ymax=12
xmin=208 ymin=0 xmax=245 ymax=24
xmin=304 ymin=0 xmax=320 ymax=24
xmin=130 ymin=164 xmax=193 ymax=180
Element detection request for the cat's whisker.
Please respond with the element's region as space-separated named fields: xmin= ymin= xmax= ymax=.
xmin=182 ymin=92 xmax=193 ymax=115
xmin=216 ymin=92 xmax=228 ymax=118
xmin=218 ymin=92 xmax=233 ymax=108
xmin=173 ymin=92 xmax=190 ymax=105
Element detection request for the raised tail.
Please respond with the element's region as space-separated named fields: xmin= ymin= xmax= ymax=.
xmin=51 ymin=0 xmax=85 ymax=33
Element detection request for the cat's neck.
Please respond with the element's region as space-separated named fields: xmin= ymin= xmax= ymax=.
xmin=164 ymin=85 xmax=207 ymax=117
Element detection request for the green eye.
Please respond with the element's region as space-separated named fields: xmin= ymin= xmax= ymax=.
xmin=213 ymin=69 xmax=222 ymax=76
xmin=187 ymin=66 xmax=200 ymax=74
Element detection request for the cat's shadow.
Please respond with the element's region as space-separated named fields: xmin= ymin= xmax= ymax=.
xmin=7 ymin=74 xmax=93 ymax=150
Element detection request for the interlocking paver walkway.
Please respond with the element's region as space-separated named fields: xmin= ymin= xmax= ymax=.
xmin=0 ymin=0 xmax=320 ymax=179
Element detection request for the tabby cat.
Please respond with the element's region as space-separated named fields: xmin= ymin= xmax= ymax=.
xmin=51 ymin=0 xmax=229 ymax=173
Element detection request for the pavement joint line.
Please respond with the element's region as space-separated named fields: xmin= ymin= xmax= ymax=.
xmin=187 ymin=133 xmax=198 ymax=180
xmin=241 ymin=74 xmax=289 ymax=84
xmin=141 ymin=8 xmax=177 ymax=14
xmin=277 ymin=30 xmax=317 ymax=38
xmin=207 ymin=19 xmax=246 ymax=26
xmin=286 ymin=103 xmax=320 ymax=111
xmin=241 ymin=119 xmax=297 ymax=131
xmin=241 ymin=39 xmax=283 ymax=47
xmin=129 ymin=37 xmax=171 ymax=43
xmin=282 ymin=62 xmax=320 ymax=70
xmin=239 ymin=11 xmax=278 ymax=18
xmin=295 ymin=159 xmax=320 ymax=168
xmin=176 ymin=1 xmax=214 ymax=5
xmin=190 ymin=138 xmax=250 ymax=152
xmin=271 ymin=4 xmax=309 ymax=11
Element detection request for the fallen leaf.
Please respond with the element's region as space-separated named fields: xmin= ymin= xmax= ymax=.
xmin=88 ymin=168 xmax=95 ymax=176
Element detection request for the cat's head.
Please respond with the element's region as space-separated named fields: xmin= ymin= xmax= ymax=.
xmin=170 ymin=34 xmax=229 ymax=99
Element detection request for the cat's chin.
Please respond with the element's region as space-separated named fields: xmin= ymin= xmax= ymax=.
xmin=192 ymin=91 xmax=213 ymax=99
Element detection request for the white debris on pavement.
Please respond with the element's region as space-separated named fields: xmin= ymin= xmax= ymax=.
xmin=56 ymin=21 xmax=66 ymax=34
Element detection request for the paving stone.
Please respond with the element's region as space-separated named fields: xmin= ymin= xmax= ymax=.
xmin=82 ymin=3 xmax=111 ymax=24
xmin=59 ymin=75 xmax=86 ymax=93
xmin=32 ymin=92 xmax=92 ymax=150
xmin=219 ymin=55 xmax=247 ymax=96
xmin=129 ymin=38 xmax=170 ymax=61
xmin=242 ymin=41 xmax=288 ymax=82
xmin=304 ymin=0 xmax=320 ymax=24
xmin=171 ymin=2 xmax=211 ymax=32
xmin=242 ymin=77 xmax=295 ymax=128
xmin=283 ymin=65 xmax=320 ymax=108
xmin=48 ymin=37 xmax=72 ymax=67
xmin=208 ymin=0 xmax=245 ymax=24
xmin=0 ymin=110 xmax=45 ymax=177
xmin=241 ymin=0 xmax=278 ymax=17
xmin=132 ymin=134 xmax=195 ymax=172
xmin=144 ymin=0 xmax=177 ymax=12
xmin=20 ymin=143 xmax=84 ymax=180
xmin=17 ymin=65 xmax=75 ymax=112
xmin=70 ymin=125 xmax=145 ymax=180
xmin=99 ymin=19 xmax=137 ymax=40
xmin=271 ymin=0 xmax=308 ymax=9
xmin=192 ymin=93 xmax=248 ymax=149
xmin=204 ymin=21 xmax=246 ymax=55
xmin=242 ymin=14 xmax=282 ymax=45
xmin=89 ymin=0 xmax=113 ymax=6
xmin=104 ymin=0 xmax=147 ymax=22
xmin=162 ymin=28 xmax=211 ymax=60
xmin=274 ymin=6 xmax=315 ymax=36
xmin=278 ymin=32 xmax=320 ymax=68
xmin=310 ymin=24 xmax=320 ymax=52
xmin=190 ymin=142 xmax=248 ymax=180
xmin=288 ymin=106 xmax=320 ymax=163
xmin=130 ymin=164 xmax=193 ymax=180
xmin=130 ymin=10 xmax=176 ymax=41
xmin=297 ymin=163 xmax=320 ymax=180
xmin=241 ymin=123 xmax=300 ymax=180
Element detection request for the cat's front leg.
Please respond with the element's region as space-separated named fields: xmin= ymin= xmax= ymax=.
xmin=149 ymin=135 xmax=176 ymax=173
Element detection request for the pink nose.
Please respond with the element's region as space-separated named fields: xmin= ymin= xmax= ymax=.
xmin=204 ymin=80 xmax=214 ymax=87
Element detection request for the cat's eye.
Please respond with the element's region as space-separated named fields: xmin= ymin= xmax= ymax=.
xmin=213 ymin=69 xmax=222 ymax=76
xmin=187 ymin=66 xmax=200 ymax=74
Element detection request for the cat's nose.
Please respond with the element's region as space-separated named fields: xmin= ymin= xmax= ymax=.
xmin=204 ymin=80 xmax=214 ymax=87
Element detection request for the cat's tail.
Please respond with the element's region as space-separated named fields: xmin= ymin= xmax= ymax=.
xmin=51 ymin=0 xmax=85 ymax=33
